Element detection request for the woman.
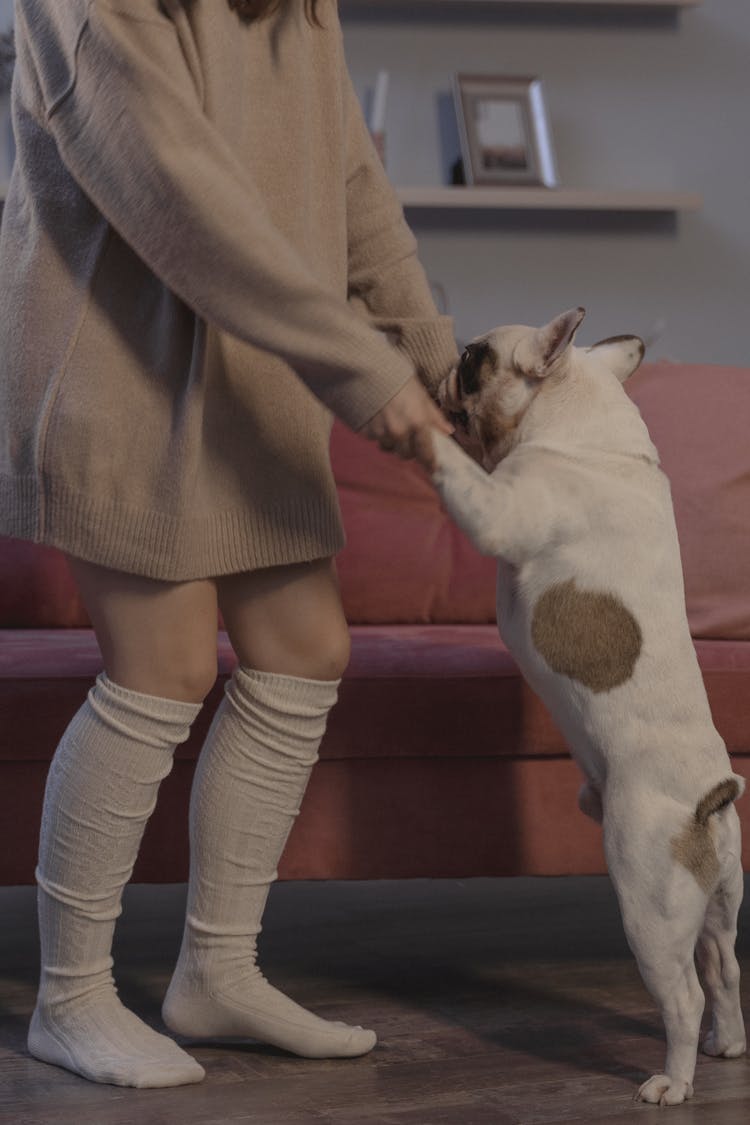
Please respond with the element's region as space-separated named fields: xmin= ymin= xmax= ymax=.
xmin=0 ymin=0 xmax=457 ymax=1089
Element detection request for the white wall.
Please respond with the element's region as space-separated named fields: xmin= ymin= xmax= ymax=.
xmin=342 ymin=0 xmax=750 ymax=364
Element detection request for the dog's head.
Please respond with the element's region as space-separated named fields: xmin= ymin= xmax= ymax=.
xmin=437 ymin=308 xmax=645 ymax=470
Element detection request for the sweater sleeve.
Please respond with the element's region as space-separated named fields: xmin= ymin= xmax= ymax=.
xmin=341 ymin=67 xmax=460 ymax=396
xmin=38 ymin=4 xmax=417 ymax=432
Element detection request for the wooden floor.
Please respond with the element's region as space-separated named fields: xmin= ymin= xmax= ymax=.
xmin=1 ymin=875 xmax=749 ymax=1124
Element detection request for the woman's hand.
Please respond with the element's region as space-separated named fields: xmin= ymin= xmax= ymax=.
xmin=361 ymin=376 xmax=454 ymax=473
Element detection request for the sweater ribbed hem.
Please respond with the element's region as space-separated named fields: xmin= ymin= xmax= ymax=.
xmin=0 ymin=474 xmax=345 ymax=581
xmin=0 ymin=475 xmax=39 ymax=540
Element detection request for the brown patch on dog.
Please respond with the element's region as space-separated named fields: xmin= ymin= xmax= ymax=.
xmin=531 ymin=579 xmax=642 ymax=693
xmin=478 ymin=401 xmax=525 ymax=445
xmin=475 ymin=399 xmax=533 ymax=466
xmin=670 ymin=778 xmax=740 ymax=892
xmin=671 ymin=823 xmax=719 ymax=893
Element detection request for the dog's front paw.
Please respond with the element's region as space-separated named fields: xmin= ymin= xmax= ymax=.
xmin=636 ymin=1074 xmax=694 ymax=1106
xmin=428 ymin=429 xmax=453 ymax=480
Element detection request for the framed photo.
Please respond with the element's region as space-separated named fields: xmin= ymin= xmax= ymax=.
xmin=453 ymin=74 xmax=558 ymax=188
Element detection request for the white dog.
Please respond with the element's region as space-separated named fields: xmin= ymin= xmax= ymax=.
xmin=429 ymin=307 xmax=745 ymax=1106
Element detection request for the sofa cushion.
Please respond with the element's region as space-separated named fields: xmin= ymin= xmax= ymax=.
xmin=626 ymin=363 xmax=750 ymax=640
xmin=330 ymin=420 xmax=497 ymax=623
xmin=2 ymin=627 xmax=749 ymax=764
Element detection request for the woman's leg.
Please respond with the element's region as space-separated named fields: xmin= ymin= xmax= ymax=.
xmin=68 ymin=556 xmax=221 ymax=702
xmin=213 ymin=555 xmax=352 ymax=682
xmin=163 ymin=558 xmax=375 ymax=1058
xmin=29 ymin=556 xmax=219 ymax=1088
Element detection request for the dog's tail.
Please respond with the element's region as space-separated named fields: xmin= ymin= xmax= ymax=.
xmin=670 ymin=775 xmax=744 ymax=893
xmin=694 ymin=775 xmax=745 ymax=825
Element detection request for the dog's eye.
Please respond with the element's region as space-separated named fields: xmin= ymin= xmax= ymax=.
xmin=458 ymin=347 xmax=482 ymax=398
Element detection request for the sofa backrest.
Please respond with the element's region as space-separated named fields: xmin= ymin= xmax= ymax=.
xmin=0 ymin=536 xmax=85 ymax=628
xmin=331 ymin=417 xmax=497 ymax=624
xmin=626 ymin=362 xmax=749 ymax=640
xmin=1 ymin=363 xmax=748 ymax=638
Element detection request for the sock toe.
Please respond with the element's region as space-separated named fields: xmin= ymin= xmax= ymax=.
xmin=344 ymin=1026 xmax=377 ymax=1056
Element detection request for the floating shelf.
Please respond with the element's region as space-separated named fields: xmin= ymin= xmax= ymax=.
xmin=396 ymin=186 xmax=702 ymax=212
xmin=342 ymin=1 xmax=702 ymax=8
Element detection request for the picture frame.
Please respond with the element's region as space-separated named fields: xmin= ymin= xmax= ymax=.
xmin=453 ymin=74 xmax=558 ymax=188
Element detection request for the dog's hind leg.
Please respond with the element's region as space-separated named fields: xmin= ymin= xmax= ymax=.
xmin=624 ymin=912 xmax=706 ymax=1105
xmin=606 ymin=820 xmax=707 ymax=1105
xmin=696 ymin=807 xmax=746 ymax=1060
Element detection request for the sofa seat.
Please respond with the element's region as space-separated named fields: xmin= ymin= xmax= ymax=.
xmin=2 ymin=626 xmax=749 ymax=884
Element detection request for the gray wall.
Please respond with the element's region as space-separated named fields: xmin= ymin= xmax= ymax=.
xmin=1 ymin=1 xmax=746 ymax=363
xmin=342 ymin=1 xmax=750 ymax=364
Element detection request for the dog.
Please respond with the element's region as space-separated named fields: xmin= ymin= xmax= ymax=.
xmin=428 ymin=307 xmax=745 ymax=1106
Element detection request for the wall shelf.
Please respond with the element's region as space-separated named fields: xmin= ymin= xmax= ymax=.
xmin=342 ymin=1 xmax=703 ymax=9
xmin=395 ymin=186 xmax=702 ymax=213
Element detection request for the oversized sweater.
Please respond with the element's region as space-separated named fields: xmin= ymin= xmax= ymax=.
xmin=0 ymin=0 xmax=458 ymax=580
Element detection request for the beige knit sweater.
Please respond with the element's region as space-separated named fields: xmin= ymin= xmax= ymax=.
xmin=0 ymin=0 xmax=458 ymax=580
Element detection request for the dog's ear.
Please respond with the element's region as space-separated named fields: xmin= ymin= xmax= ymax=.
xmin=513 ymin=307 xmax=586 ymax=378
xmin=588 ymin=335 xmax=645 ymax=383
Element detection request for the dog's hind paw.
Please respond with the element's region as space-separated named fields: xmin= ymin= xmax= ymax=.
xmin=702 ymin=1029 xmax=746 ymax=1058
xmin=636 ymin=1074 xmax=694 ymax=1106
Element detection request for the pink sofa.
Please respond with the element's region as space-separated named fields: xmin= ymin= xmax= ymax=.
xmin=1 ymin=361 xmax=749 ymax=883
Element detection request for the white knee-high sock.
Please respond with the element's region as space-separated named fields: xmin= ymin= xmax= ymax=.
xmin=162 ymin=666 xmax=376 ymax=1059
xmin=28 ymin=672 xmax=206 ymax=1088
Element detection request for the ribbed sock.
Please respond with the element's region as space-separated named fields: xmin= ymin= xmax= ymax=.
xmin=162 ymin=666 xmax=376 ymax=1059
xmin=28 ymin=672 xmax=206 ymax=1088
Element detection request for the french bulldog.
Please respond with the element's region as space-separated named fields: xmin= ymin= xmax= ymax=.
xmin=429 ymin=307 xmax=745 ymax=1106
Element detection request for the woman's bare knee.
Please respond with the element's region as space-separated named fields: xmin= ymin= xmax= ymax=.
xmin=217 ymin=558 xmax=351 ymax=682
xmin=294 ymin=622 xmax=351 ymax=682
xmin=65 ymin=555 xmax=219 ymax=703
xmin=237 ymin=622 xmax=350 ymax=682
xmin=108 ymin=650 xmax=218 ymax=704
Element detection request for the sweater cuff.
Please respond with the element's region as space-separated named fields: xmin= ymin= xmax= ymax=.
xmin=380 ymin=316 xmax=460 ymax=397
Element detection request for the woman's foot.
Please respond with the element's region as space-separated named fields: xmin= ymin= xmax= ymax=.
xmin=163 ymin=966 xmax=376 ymax=1059
xmin=29 ymin=990 xmax=205 ymax=1087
